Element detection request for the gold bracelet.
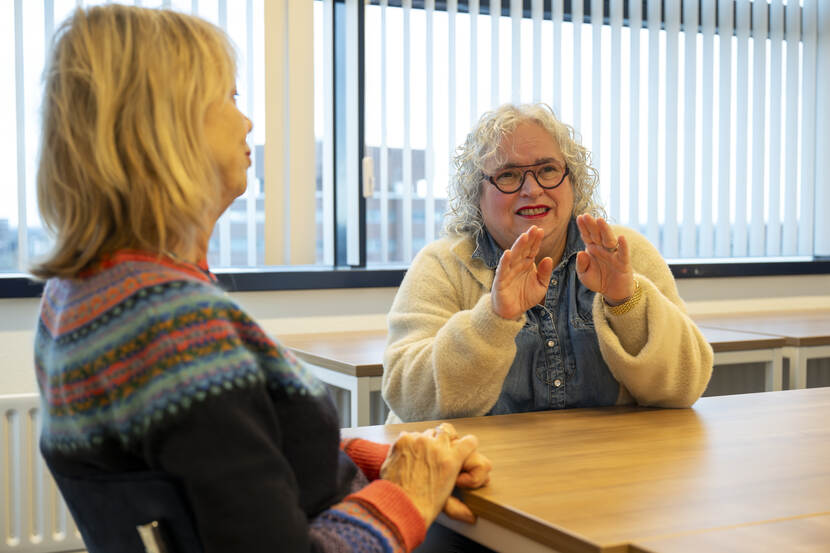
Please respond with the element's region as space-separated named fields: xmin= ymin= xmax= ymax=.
xmin=604 ymin=279 xmax=642 ymax=316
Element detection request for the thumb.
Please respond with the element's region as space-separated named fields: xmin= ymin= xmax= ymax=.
xmin=536 ymin=256 xmax=554 ymax=287
xmin=443 ymin=496 xmax=476 ymax=524
xmin=576 ymin=251 xmax=590 ymax=275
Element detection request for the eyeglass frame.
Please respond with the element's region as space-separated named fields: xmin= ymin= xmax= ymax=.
xmin=485 ymin=162 xmax=570 ymax=194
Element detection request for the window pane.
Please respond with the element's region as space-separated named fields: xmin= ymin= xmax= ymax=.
xmin=362 ymin=0 xmax=822 ymax=264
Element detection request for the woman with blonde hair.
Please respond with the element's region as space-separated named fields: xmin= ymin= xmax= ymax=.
xmin=33 ymin=5 xmax=490 ymax=553
xmin=382 ymin=103 xmax=713 ymax=423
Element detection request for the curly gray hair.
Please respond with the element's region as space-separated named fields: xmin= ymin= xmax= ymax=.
xmin=444 ymin=103 xmax=606 ymax=239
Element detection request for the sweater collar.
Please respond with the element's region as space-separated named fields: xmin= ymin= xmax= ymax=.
xmin=86 ymin=250 xmax=217 ymax=283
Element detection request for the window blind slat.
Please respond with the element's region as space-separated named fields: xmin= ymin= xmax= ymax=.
xmin=591 ymin=0 xmax=602 ymax=174
xmin=425 ymin=0 xmax=434 ymax=246
xmin=218 ymin=0 xmax=231 ymax=266
xmin=469 ymin=0 xmax=478 ymax=127
xmin=750 ymin=0 xmax=767 ymax=256
xmin=323 ymin=0 xmax=336 ymax=265
xmin=609 ymin=0 xmax=621 ymax=221
xmin=490 ymin=0 xmax=500 ymax=108
xmin=767 ymin=0 xmax=784 ymax=257
xmin=628 ymin=0 xmax=641 ymax=230
xmin=572 ymin=0 xmax=582 ymax=132
xmin=379 ymin=1 xmax=389 ymax=263
xmin=700 ymin=0 xmax=715 ymax=257
xmin=782 ymin=0 xmax=800 ymax=255
xmin=799 ymin=0 xmax=818 ymax=256
xmin=448 ymin=0 xmax=457 ymax=182
xmin=289 ymin=0 xmax=317 ymax=265
xmin=716 ymin=0 xmax=733 ymax=257
xmin=403 ymin=0 xmax=413 ymax=262
xmin=263 ymin=0 xmax=285 ymax=265
xmin=245 ymin=0 xmax=256 ymax=266
xmin=511 ymin=0 xmax=520 ymax=104
xmin=681 ymin=0 xmax=697 ymax=258
xmin=734 ymin=0 xmax=751 ymax=257
xmin=551 ymin=0 xmax=563 ymax=116
xmin=663 ymin=0 xmax=679 ymax=258
xmin=14 ymin=0 xmax=27 ymax=271
xmin=532 ymin=0 xmax=542 ymax=103
xmin=646 ymin=0 xmax=660 ymax=247
xmin=815 ymin=1 xmax=830 ymax=257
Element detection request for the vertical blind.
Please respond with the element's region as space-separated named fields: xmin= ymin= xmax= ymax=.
xmin=4 ymin=0 xmax=830 ymax=277
xmin=363 ymin=0 xmax=830 ymax=265
xmin=6 ymin=0 xmax=323 ymax=273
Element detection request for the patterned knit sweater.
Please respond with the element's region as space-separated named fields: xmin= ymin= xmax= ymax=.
xmin=35 ymin=251 xmax=425 ymax=553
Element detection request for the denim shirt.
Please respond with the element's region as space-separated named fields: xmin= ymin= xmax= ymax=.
xmin=473 ymin=218 xmax=620 ymax=415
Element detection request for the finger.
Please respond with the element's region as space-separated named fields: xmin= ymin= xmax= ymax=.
xmin=451 ymin=434 xmax=479 ymax=463
xmin=597 ymin=218 xmax=619 ymax=250
xmin=443 ymin=496 xmax=476 ymax=524
xmin=536 ymin=256 xmax=554 ymax=287
xmin=617 ymin=234 xmax=630 ymax=265
xmin=576 ymin=214 xmax=592 ymax=243
xmin=456 ymin=453 xmax=493 ymax=488
xmin=437 ymin=423 xmax=458 ymax=440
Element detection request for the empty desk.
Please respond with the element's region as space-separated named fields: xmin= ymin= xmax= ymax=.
xmin=695 ymin=310 xmax=830 ymax=389
xmin=697 ymin=325 xmax=786 ymax=391
xmin=280 ymin=330 xmax=386 ymax=427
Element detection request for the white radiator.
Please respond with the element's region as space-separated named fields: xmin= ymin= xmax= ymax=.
xmin=1 ymin=394 xmax=85 ymax=553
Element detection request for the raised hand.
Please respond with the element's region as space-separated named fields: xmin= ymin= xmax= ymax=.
xmin=491 ymin=226 xmax=555 ymax=320
xmin=575 ymin=214 xmax=635 ymax=305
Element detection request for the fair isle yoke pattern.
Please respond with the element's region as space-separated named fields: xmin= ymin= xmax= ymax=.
xmin=35 ymin=254 xmax=326 ymax=453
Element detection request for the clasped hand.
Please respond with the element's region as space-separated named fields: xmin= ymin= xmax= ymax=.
xmin=380 ymin=422 xmax=492 ymax=528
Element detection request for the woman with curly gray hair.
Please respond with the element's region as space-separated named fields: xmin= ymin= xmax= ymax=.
xmin=382 ymin=103 xmax=713 ymax=424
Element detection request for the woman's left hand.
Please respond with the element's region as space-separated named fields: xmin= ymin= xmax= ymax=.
xmin=575 ymin=214 xmax=635 ymax=305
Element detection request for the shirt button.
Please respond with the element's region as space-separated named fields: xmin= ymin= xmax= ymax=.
xmin=554 ymin=379 xmax=562 ymax=387
xmin=551 ymin=278 xmax=558 ymax=286
xmin=547 ymin=340 xmax=555 ymax=347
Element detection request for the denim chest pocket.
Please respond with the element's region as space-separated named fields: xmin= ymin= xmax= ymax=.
xmin=568 ymin=276 xmax=596 ymax=330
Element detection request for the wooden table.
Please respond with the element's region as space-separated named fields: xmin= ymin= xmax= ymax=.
xmin=694 ymin=310 xmax=830 ymax=389
xmin=630 ymin=512 xmax=830 ymax=553
xmin=342 ymin=388 xmax=830 ymax=553
xmin=697 ymin=326 xmax=786 ymax=391
xmin=280 ymin=330 xmax=386 ymax=426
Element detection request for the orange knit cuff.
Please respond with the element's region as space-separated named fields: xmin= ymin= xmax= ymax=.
xmin=341 ymin=438 xmax=391 ymax=481
xmin=346 ymin=480 xmax=426 ymax=552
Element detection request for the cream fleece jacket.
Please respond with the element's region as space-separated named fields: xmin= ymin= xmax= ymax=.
xmin=382 ymin=225 xmax=713 ymax=423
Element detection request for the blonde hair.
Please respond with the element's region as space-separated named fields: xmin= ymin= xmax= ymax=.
xmin=31 ymin=4 xmax=237 ymax=279
xmin=444 ymin=103 xmax=606 ymax=239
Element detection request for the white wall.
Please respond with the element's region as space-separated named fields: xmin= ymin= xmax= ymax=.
xmin=2 ymin=274 xmax=829 ymax=395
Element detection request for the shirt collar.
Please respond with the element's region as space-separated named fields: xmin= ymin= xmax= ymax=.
xmin=472 ymin=217 xmax=585 ymax=270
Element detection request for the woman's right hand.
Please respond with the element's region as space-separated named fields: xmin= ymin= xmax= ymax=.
xmin=491 ymin=226 xmax=554 ymax=320
xmin=379 ymin=424 xmax=485 ymax=528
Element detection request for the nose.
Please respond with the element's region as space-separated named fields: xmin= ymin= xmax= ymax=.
xmin=245 ymin=115 xmax=253 ymax=134
xmin=518 ymin=169 xmax=543 ymax=195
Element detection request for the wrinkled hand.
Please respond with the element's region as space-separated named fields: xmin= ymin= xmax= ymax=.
xmin=379 ymin=423 xmax=489 ymax=528
xmin=429 ymin=424 xmax=492 ymax=524
xmin=491 ymin=226 xmax=555 ymax=320
xmin=575 ymin=214 xmax=635 ymax=304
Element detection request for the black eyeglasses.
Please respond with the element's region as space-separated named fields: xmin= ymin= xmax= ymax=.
xmin=486 ymin=162 xmax=570 ymax=194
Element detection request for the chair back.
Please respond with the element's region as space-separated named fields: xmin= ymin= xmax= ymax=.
xmin=52 ymin=470 xmax=204 ymax=553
